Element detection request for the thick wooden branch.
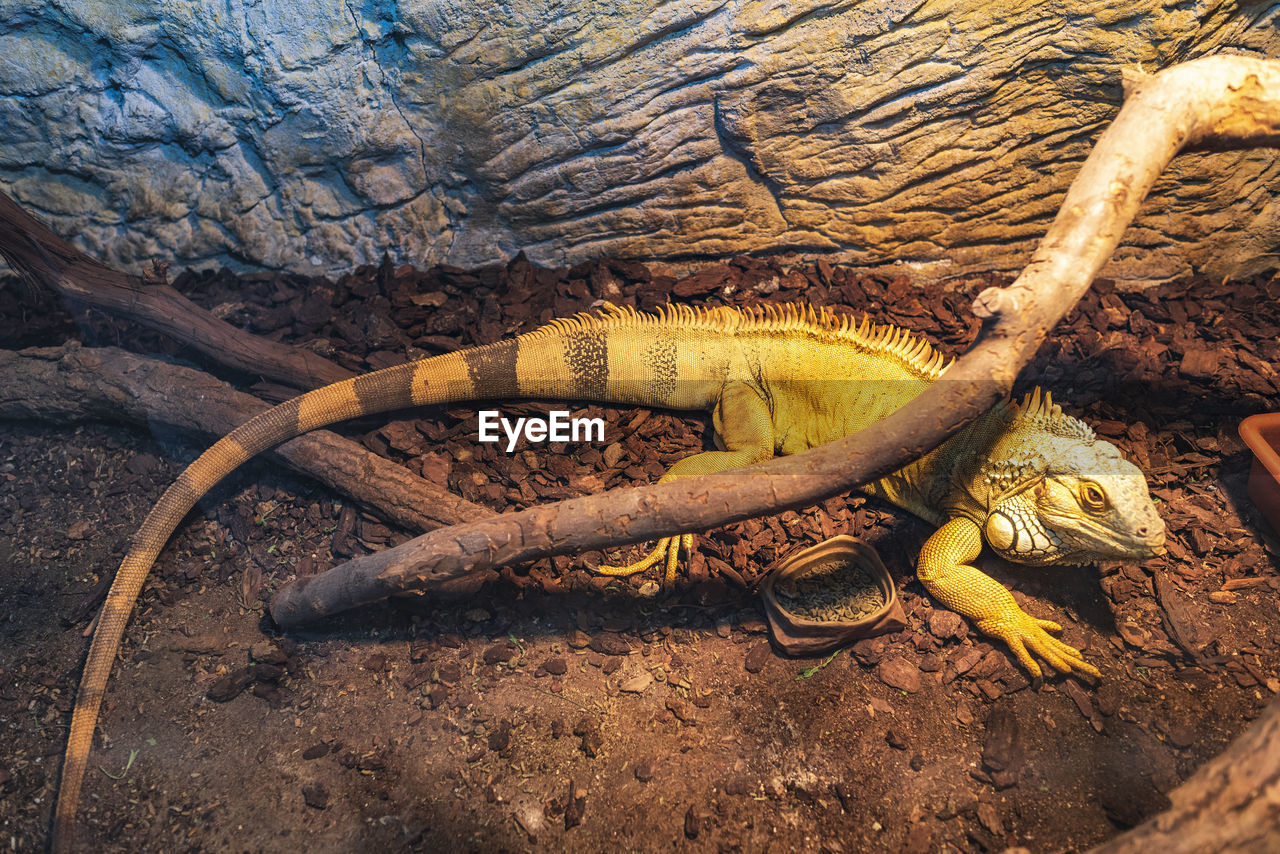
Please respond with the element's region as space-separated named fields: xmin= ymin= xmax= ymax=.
xmin=1089 ymin=695 xmax=1280 ymax=853
xmin=0 ymin=191 xmax=353 ymax=390
xmin=270 ymin=55 xmax=1280 ymax=627
xmin=0 ymin=344 xmax=493 ymax=533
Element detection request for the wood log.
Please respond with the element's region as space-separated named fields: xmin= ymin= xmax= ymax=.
xmin=1089 ymin=696 xmax=1280 ymax=853
xmin=0 ymin=343 xmax=492 ymax=534
xmin=0 ymin=190 xmax=353 ymax=390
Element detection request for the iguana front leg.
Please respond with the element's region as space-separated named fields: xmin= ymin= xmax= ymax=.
xmin=917 ymin=517 xmax=1101 ymax=679
xmin=598 ymin=383 xmax=775 ymax=586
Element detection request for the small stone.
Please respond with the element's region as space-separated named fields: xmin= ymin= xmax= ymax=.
xmin=851 ymin=637 xmax=887 ymax=666
xmin=885 ymin=728 xmax=908 ymax=750
xmin=976 ymin=801 xmax=1004 ymax=835
xmin=301 ymin=782 xmax=329 ymax=810
xmin=483 ymin=644 xmax=516 ymax=665
xmin=564 ymin=779 xmax=587 ymax=829
xmin=666 ymin=697 xmax=697 ymax=724
xmin=949 ymin=646 xmax=984 ymax=676
xmin=486 ymin=720 xmax=512 ymax=753
xmin=927 ymin=610 xmax=966 ymax=641
xmin=579 ymin=730 xmax=605 ymax=758
xmin=206 ymin=667 xmax=254 ymax=702
xmin=744 ymin=643 xmax=771 ymax=673
xmin=684 ymin=804 xmax=702 ymax=839
xmin=543 ymin=657 xmax=568 ymax=675
xmin=620 ymin=670 xmax=654 ymax=694
xmin=463 ymin=607 xmax=492 ymax=622
xmin=568 ymin=630 xmax=591 ymax=649
xmin=514 ymin=800 xmax=546 ymax=839
xmin=251 ymin=641 xmax=289 ymax=665
xmin=877 ymin=657 xmax=922 ymax=693
xmin=301 ymin=742 xmax=330 ymax=760
xmin=434 ymin=661 xmax=462 ymax=685
xmin=1158 ymin=719 xmax=1195 ymax=749
xmin=602 ymin=443 xmax=625 ymax=468
xmin=1179 ymin=349 xmax=1220 ymax=379
xmin=918 ymin=653 xmax=943 ymax=672
xmin=981 ymin=706 xmax=1024 ymax=789
xmin=361 ymin=652 xmax=387 ymax=672
xmin=66 ymin=520 xmax=92 ymax=540
xmin=634 ymin=759 xmax=657 ymax=782
xmin=588 ymin=633 xmax=631 ymax=656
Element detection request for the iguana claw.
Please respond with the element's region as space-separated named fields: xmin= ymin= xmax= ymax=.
xmin=918 ymin=517 xmax=1103 ymax=680
xmin=597 ymin=534 xmax=695 ymax=587
xmin=977 ymin=613 xmax=1101 ymax=680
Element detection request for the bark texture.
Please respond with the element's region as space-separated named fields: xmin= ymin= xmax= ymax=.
xmin=0 ymin=343 xmax=492 ymax=533
xmin=0 ymin=2 xmax=1276 ymax=281
xmin=1091 ymin=696 xmax=1280 ymax=854
xmin=0 ymin=190 xmax=353 ymax=390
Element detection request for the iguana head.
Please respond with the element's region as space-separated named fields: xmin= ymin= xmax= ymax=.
xmin=977 ymin=389 xmax=1165 ymax=567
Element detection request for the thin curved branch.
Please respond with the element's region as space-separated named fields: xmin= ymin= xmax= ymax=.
xmin=0 ymin=191 xmax=353 ymax=389
xmin=271 ymin=56 xmax=1280 ymax=626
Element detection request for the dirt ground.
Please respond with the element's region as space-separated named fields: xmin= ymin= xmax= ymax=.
xmin=1 ymin=255 xmax=1278 ymax=853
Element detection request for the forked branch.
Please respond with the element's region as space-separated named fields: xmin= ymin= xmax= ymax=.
xmin=269 ymin=55 xmax=1280 ymax=626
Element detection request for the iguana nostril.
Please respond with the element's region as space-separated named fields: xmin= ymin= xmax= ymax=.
xmin=1136 ymin=525 xmax=1148 ymax=537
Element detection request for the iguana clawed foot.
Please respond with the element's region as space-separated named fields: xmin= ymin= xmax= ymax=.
xmin=597 ymin=534 xmax=695 ymax=587
xmin=976 ymin=612 xmax=1101 ymax=680
xmin=918 ymin=517 xmax=1102 ymax=681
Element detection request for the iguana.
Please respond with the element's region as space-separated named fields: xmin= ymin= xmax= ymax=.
xmin=53 ymin=302 xmax=1164 ymax=850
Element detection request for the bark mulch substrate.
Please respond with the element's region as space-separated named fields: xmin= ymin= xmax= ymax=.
xmin=1 ymin=254 xmax=1278 ymax=853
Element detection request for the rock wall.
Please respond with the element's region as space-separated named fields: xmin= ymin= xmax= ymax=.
xmin=0 ymin=1 xmax=1277 ymax=282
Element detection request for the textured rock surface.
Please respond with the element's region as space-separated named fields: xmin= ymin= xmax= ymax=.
xmin=0 ymin=1 xmax=1277 ymax=281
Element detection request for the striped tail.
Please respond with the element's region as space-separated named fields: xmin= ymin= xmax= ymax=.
xmin=53 ymin=306 xmax=729 ymax=850
xmin=51 ymin=344 xmax=492 ymax=851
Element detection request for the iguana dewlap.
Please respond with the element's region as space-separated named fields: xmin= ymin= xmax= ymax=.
xmin=53 ymin=302 xmax=1164 ymax=850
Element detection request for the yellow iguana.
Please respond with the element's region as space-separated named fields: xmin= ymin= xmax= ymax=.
xmin=53 ymin=302 xmax=1164 ymax=850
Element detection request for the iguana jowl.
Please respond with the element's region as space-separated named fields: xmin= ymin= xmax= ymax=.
xmin=53 ymin=302 xmax=1164 ymax=849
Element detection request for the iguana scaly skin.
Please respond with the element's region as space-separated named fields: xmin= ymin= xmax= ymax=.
xmin=53 ymin=302 xmax=1164 ymax=850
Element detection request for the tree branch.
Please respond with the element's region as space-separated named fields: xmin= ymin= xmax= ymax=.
xmin=1088 ymin=695 xmax=1280 ymax=853
xmin=0 ymin=343 xmax=493 ymax=534
xmin=0 ymin=192 xmax=353 ymax=389
xmin=269 ymin=55 xmax=1280 ymax=626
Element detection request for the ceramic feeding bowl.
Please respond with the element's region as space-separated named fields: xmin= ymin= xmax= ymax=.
xmin=1240 ymin=413 xmax=1280 ymax=532
xmin=759 ymin=535 xmax=907 ymax=657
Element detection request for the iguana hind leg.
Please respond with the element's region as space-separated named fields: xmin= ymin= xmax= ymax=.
xmin=918 ymin=517 xmax=1101 ymax=679
xmin=597 ymin=383 xmax=775 ymax=586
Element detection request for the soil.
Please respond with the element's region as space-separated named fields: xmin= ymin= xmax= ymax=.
xmin=1 ymin=254 xmax=1278 ymax=853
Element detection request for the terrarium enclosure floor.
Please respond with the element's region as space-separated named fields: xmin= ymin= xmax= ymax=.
xmin=2 ymin=255 xmax=1279 ymax=853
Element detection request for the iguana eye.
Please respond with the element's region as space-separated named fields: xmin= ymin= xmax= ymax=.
xmin=1079 ymin=481 xmax=1108 ymax=513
